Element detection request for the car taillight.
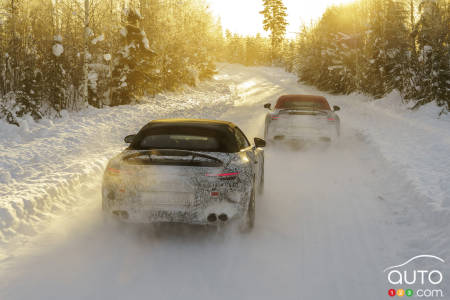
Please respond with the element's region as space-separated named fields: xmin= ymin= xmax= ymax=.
xmin=210 ymin=191 xmax=219 ymax=197
xmin=271 ymin=116 xmax=279 ymax=120
xmin=107 ymin=167 xmax=121 ymax=175
xmin=206 ymin=172 xmax=239 ymax=177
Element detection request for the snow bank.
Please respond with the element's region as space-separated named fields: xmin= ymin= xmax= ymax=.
xmin=0 ymin=78 xmax=237 ymax=243
xmin=328 ymin=90 xmax=450 ymax=223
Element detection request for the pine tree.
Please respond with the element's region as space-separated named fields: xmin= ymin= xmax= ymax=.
xmin=281 ymin=40 xmax=296 ymax=73
xmin=383 ymin=0 xmax=410 ymax=93
xmin=245 ymin=37 xmax=258 ymax=66
xmin=111 ymin=8 xmax=156 ymax=106
xmin=410 ymin=0 xmax=449 ymax=110
xmin=361 ymin=0 xmax=387 ymax=97
xmin=260 ymin=0 xmax=288 ymax=62
xmin=46 ymin=36 xmax=69 ymax=114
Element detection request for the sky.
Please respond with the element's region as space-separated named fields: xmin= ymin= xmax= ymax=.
xmin=208 ymin=0 xmax=355 ymax=38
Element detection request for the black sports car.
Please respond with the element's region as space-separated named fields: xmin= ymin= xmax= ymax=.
xmin=102 ymin=119 xmax=265 ymax=231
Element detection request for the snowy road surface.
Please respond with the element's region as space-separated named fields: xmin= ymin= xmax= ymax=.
xmin=1 ymin=64 xmax=449 ymax=300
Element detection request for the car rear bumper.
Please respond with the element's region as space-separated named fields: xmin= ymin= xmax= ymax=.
xmin=267 ymin=124 xmax=338 ymax=142
xmin=102 ymin=187 xmax=249 ymax=225
xmin=271 ymin=134 xmax=333 ymax=143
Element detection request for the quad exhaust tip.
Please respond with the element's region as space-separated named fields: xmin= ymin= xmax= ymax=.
xmin=218 ymin=214 xmax=228 ymax=222
xmin=207 ymin=213 xmax=228 ymax=223
xmin=207 ymin=213 xmax=217 ymax=223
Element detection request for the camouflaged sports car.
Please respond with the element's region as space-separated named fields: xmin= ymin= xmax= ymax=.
xmin=264 ymin=95 xmax=341 ymax=143
xmin=102 ymin=119 xmax=265 ymax=231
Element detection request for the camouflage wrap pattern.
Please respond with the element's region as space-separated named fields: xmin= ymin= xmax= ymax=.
xmin=102 ymin=150 xmax=262 ymax=225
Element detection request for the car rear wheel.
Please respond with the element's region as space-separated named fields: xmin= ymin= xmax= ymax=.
xmin=240 ymin=188 xmax=255 ymax=233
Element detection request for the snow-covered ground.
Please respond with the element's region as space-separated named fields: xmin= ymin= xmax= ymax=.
xmin=0 ymin=64 xmax=449 ymax=299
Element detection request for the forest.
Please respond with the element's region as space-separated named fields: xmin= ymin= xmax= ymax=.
xmin=0 ymin=0 xmax=449 ymax=126
xmin=287 ymin=0 xmax=449 ymax=112
xmin=0 ymin=0 xmax=223 ymax=125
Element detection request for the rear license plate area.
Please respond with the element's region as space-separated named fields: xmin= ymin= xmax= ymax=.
xmin=141 ymin=192 xmax=193 ymax=210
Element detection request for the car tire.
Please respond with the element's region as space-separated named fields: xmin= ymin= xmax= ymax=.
xmin=240 ymin=187 xmax=255 ymax=233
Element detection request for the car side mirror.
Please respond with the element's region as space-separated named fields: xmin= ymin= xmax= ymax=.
xmin=124 ymin=134 xmax=136 ymax=144
xmin=333 ymin=105 xmax=341 ymax=112
xmin=254 ymin=137 xmax=266 ymax=148
xmin=264 ymin=103 xmax=271 ymax=110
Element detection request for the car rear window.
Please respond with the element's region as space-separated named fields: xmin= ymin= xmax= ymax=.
xmin=130 ymin=124 xmax=240 ymax=153
xmin=278 ymin=100 xmax=330 ymax=110
xmin=275 ymin=96 xmax=331 ymax=111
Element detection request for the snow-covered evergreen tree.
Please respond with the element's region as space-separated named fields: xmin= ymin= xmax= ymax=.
xmin=260 ymin=0 xmax=288 ymax=62
xmin=286 ymin=0 xmax=448 ymax=111
xmin=45 ymin=36 xmax=69 ymax=114
xmin=361 ymin=0 xmax=388 ymax=97
xmin=408 ymin=0 xmax=449 ymax=110
xmin=111 ymin=9 xmax=156 ymax=106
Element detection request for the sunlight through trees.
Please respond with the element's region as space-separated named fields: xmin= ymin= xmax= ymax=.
xmin=0 ymin=0 xmax=222 ymax=124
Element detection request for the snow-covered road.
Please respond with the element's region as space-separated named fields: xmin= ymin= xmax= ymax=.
xmin=1 ymin=64 xmax=449 ymax=300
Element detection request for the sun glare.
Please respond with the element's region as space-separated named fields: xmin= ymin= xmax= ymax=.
xmin=208 ymin=0 xmax=356 ymax=38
